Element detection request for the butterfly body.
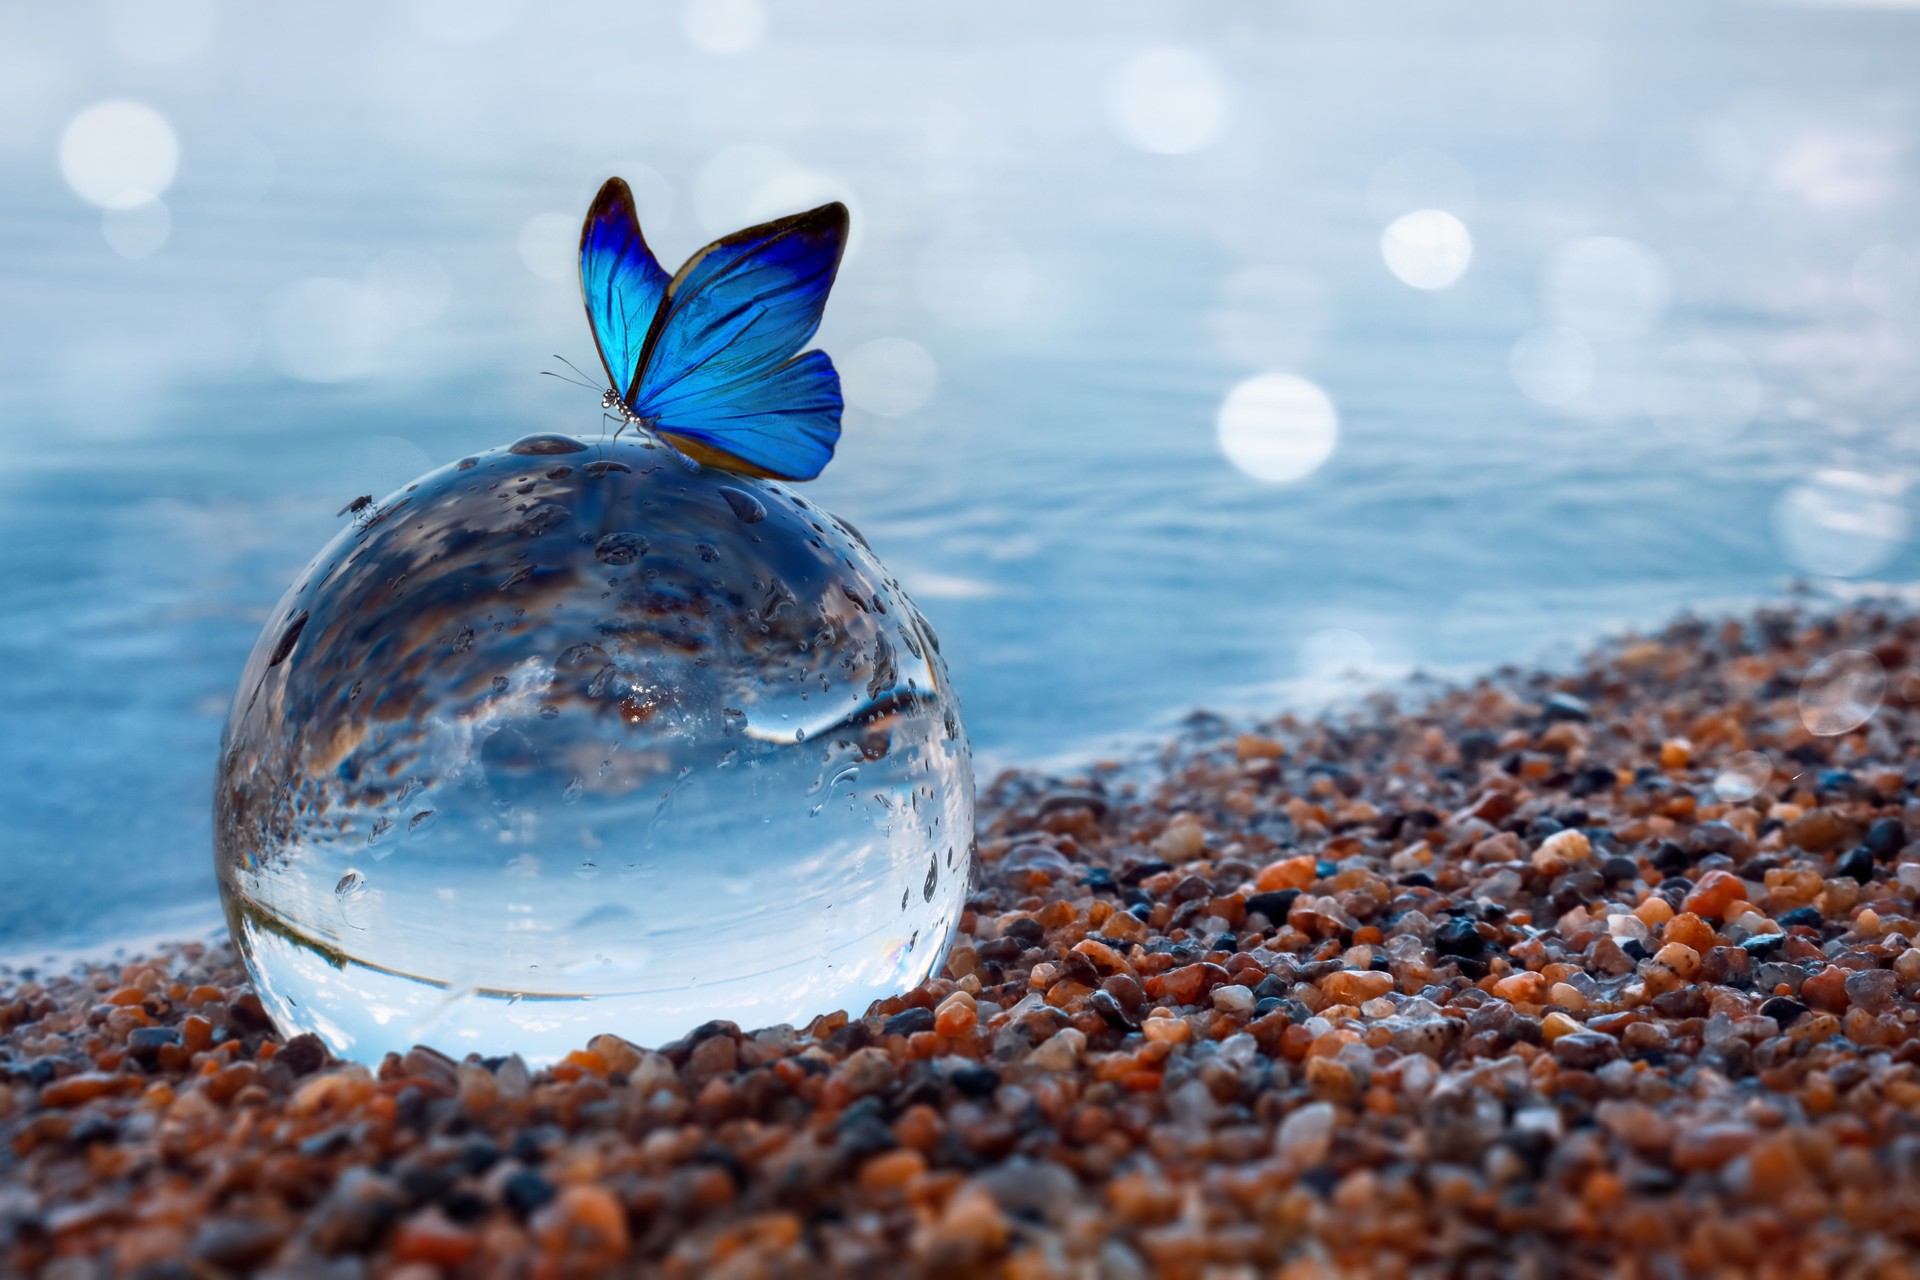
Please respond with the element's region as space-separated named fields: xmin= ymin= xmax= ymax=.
xmin=577 ymin=178 xmax=848 ymax=482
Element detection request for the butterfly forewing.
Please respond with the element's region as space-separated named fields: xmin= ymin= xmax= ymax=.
xmin=578 ymin=177 xmax=671 ymax=397
xmin=625 ymin=203 xmax=849 ymax=479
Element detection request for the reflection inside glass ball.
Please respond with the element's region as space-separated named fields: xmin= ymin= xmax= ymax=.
xmin=214 ymin=432 xmax=973 ymax=1064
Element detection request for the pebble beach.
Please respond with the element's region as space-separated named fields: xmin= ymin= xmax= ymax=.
xmin=7 ymin=603 xmax=1920 ymax=1278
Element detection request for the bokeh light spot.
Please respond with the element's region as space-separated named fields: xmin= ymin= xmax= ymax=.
xmin=684 ymin=0 xmax=765 ymax=55
xmin=1643 ymin=338 xmax=1761 ymax=443
xmin=1106 ymin=47 xmax=1229 ymax=155
xmin=1772 ymin=470 xmax=1908 ymax=578
xmin=517 ymin=212 xmax=575 ymax=281
xmin=59 ymin=100 xmax=179 ymax=207
xmin=1711 ymin=751 xmax=1773 ymax=801
xmin=269 ymin=278 xmax=381 ymax=384
xmin=1216 ymin=373 xmax=1339 ymax=484
xmin=1798 ymin=650 xmax=1886 ymax=736
xmin=1508 ymin=327 xmax=1595 ymax=407
xmin=100 ymin=191 xmax=171 ymax=260
xmin=841 ymin=339 xmax=938 ymax=418
xmin=1380 ymin=210 xmax=1472 ymax=291
xmin=366 ymin=250 xmax=451 ymax=330
xmin=1544 ymin=236 xmax=1668 ymax=340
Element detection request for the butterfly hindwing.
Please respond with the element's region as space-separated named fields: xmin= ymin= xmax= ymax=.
xmin=627 ymin=203 xmax=849 ymax=480
xmin=579 ymin=177 xmax=670 ymax=397
xmin=654 ymin=348 xmax=843 ymax=482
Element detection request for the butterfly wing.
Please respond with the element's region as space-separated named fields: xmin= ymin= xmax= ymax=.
xmin=578 ymin=177 xmax=670 ymax=395
xmin=629 ymin=202 xmax=848 ymax=481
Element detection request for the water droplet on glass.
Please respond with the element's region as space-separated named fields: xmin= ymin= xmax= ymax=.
xmin=514 ymin=502 xmax=570 ymax=536
xmin=1799 ymin=650 xmax=1887 ymax=736
xmin=720 ymin=487 xmax=767 ymax=523
xmin=1712 ymin=751 xmax=1773 ymax=802
xmin=215 ymin=437 xmax=971 ymax=1064
xmin=594 ymin=532 xmax=647 ymax=565
xmin=509 ymin=433 xmax=589 ymax=456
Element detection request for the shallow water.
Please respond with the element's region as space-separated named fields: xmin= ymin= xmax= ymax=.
xmin=2 ymin=0 xmax=1918 ymax=956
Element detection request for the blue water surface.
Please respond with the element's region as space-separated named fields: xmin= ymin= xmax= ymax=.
xmin=3 ymin=0 xmax=1919 ymax=954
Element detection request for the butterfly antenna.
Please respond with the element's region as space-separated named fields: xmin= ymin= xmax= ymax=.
xmin=553 ymin=354 xmax=604 ymax=388
xmin=540 ymin=366 xmax=601 ymax=392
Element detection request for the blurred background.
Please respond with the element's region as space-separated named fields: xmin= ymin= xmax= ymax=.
xmin=3 ymin=0 xmax=1918 ymax=956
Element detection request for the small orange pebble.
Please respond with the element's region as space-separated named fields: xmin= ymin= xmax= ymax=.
xmin=536 ymin=1184 xmax=630 ymax=1265
xmin=1662 ymin=912 xmax=1716 ymax=951
xmin=39 ymin=1072 xmax=141 ymax=1108
xmin=934 ymin=1004 xmax=976 ymax=1037
xmin=1634 ymin=896 xmax=1675 ymax=928
xmin=106 ymin=988 xmax=147 ymax=1007
xmin=1141 ymin=1016 xmax=1190 ymax=1046
xmin=391 ymin=1210 xmax=480 ymax=1267
xmin=560 ymin=1051 xmax=606 ymax=1082
xmin=188 ymin=984 xmax=225 ymax=1006
xmin=1660 ymin=738 xmax=1692 ymax=769
xmin=858 ymin=1148 xmax=927 ymax=1193
xmin=893 ymin=1103 xmax=942 ymax=1151
xmin=1255 ymin=855 xmax=1318 ymax=893
xmin=1651 ymin=942 xmax=1701 ymax=980
xmin=1121 ymin=1070 xmax=1164 ymax=1092
xmin=1072 ymin=938 xmax=1133 ymax=975
xmin=1236 ymin=733 xmax=1285 ymax=761
xmin=1492 ymin=972 xmax=1548 ymax=1005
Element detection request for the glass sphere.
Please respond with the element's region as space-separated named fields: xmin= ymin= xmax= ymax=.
xmin=214 ymin=433 xmax=973 ymax=1064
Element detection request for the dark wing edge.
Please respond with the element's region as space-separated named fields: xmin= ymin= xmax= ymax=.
xmin=577 ymin=176 xmax=671 ymax=400
xmin=630 ymin=201 xmax=850 ymax=406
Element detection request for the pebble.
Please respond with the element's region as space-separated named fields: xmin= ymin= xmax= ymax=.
xmin=8 ymin=603 xmax=1920 ymax=1277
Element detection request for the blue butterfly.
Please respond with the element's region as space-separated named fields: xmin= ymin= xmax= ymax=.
xmin=576 ymin=176 xmax=848 ymax=481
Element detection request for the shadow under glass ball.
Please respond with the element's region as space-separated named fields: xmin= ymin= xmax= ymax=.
xmin=214 ymin=432 xmax=974 ymax=1064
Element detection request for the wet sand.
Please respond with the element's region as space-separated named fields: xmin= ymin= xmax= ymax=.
xmin=6 ymin=603 xmax=1920 ymax=1277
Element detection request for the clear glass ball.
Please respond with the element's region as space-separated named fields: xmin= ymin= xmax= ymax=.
xmin=214 ymin=433 xmax=973 ymax=1064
